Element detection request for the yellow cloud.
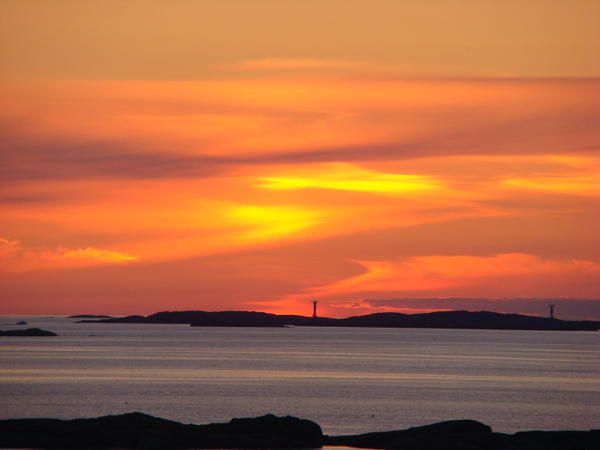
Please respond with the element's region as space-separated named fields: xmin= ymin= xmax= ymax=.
xmin=501 ymin=155 xmax=600 ymax=195
xmin=60 ymin=247 xmax=138 ymax=262
xmin=228 ymin=205 xmax=321 ymax=241
xmin=502 ymin=176 xmax=600 ymax=195
xmin=258 ymin=164 xmax=441 ymax=195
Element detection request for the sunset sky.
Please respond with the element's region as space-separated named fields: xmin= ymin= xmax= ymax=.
xmin=1 ymin=1 xmax=599 ymax=318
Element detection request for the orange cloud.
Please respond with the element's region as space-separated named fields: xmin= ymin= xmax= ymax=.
xmin=501 ymin=155 xmax=600 ymax=196
xmin=296 ymin=253 xmax=600 ymax=300
xmin=0 ymin=237 xmax=138 ymax=272
xmin=60 ymin=247 xmax=138 ymax=262
xmin=3 ymin=78 xmax=598 ymax=165
xmin=2 ymin=76 xmax=600 ymax=314
xmin=503 ymin=176 xmax=600 ymax=196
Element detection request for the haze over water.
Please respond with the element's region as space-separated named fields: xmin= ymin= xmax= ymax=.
xmin=1 ymin=317 xmax=598 ymax=435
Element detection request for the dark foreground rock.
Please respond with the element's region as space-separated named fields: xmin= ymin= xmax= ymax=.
xmin=325 ymin=419 xmax=600 ymax=450
xmin=0 ymin=413 xmax=598 ymax=449
xmin=326 ymin=419 xmax=497 ymax=449
xmin=0 ymin=412 xmax=323 ymax=449
xmin=0 ymin=328 xmax=57 ymax=336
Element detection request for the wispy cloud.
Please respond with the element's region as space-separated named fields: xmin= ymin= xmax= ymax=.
xmin=257 ymin=164 xmax=441 ymax=195
xmin=0 ymin=237 xmax=138 ymax=272
xmin=296 ymin=253 xmax=600 ymax=300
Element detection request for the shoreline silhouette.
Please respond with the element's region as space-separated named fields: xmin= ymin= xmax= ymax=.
xmin=79 ymin=309 xmax=600 ymax=331
xmin=1 ymin=412 xmax=598 ymax=449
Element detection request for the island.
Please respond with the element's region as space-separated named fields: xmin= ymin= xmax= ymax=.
xmin=79 ymin=310 xmax=600 ymax=331
xmin=0 ymin=328 xmax=58 ymax=337
xmin=68 ymin=314 xmax=114 ymax=319
xmin=0 ymin=412 xmax=597 ymax=449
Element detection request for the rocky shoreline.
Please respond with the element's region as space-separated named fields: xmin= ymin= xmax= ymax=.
xmin=0 ymin=412 xmax=597 ymax=449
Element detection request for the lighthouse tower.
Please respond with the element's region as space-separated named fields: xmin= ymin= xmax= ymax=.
xmin=312 ymin=300 xmax=318 ymax=318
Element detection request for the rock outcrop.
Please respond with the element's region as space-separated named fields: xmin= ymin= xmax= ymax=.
xmin=0 ymin=328 xmax=57 ymax=336
xmin=1 ymin=412 xmax=598 ymax=449
xmin=0 ymin=412 xmax=323 ymax=449
xmin=326 ymin=419 xmax=497 ymax=449
xmin=325 ymin=419 xmax=600 ymax=450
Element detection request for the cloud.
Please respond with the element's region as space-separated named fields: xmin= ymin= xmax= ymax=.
xmin=2 ymin=77 xmax=600 ymax=315
xmin=297 ymin=253 xmax=600 ymax=300
xmin=0 ymin=138 xmax=229 ymax=181
xmin=503 ymin=176 xmax=600 ymax=196
xmin=229 ymin=205 xmax=322 ymax=241
xmin=60 ymin=247 xmax=138 ymax=262
xmin=1 ymin=78 xmax=599 ymax=183
xmin=0 ymin=237 xmax=138 ymax=272
xmin=257 ymin=164 xmax=441 ymax=195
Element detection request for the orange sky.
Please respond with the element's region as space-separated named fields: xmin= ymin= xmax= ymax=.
xmin=1 ymin=1 xmax=600 ymax=318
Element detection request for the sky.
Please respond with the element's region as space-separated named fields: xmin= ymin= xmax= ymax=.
xmin=1 ymin=1 xmax=600 ymax=318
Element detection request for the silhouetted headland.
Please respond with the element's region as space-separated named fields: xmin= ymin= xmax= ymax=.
xmin=1 ymin=412 xmax=598 ymax=449
xmin=80 ymin=310 xmax=600 ymax=331
xmin=0 ymin=328 xmax=57 ymax=337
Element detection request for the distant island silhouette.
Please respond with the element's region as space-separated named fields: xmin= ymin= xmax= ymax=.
xmin=67 ymin=314 xmax=114 ymax=319
xmin=79 ymin=310 xmax=599 ymax=331
xmin=1 ymin=412 xmax=598 ymax=449
xmin=0 ymin=328 xmax=57 ymax=337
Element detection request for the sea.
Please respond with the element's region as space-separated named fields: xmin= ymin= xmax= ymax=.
xmin=0 ymin=316 xmax=598 ymax=436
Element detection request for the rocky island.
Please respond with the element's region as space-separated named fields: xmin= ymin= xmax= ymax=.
xmin=68 ymin=314 xmax=114 ymax=319
xmin=80 ymin=310 xmax=600 ymax=331
xmin=0 ymin=328 xmax=57 ymax=337
xmin=0 ymin=412 xmax=597 ymax=449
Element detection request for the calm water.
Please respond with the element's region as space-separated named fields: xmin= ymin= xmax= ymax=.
xmin=0 ymin=316 xmax=598 ymax=435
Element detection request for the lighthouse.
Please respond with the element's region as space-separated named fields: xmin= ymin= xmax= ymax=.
xmin=549 ymin=304 xmax=555 ymax=319
xmin=312 ymin=300 xmax=318 ymax=318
